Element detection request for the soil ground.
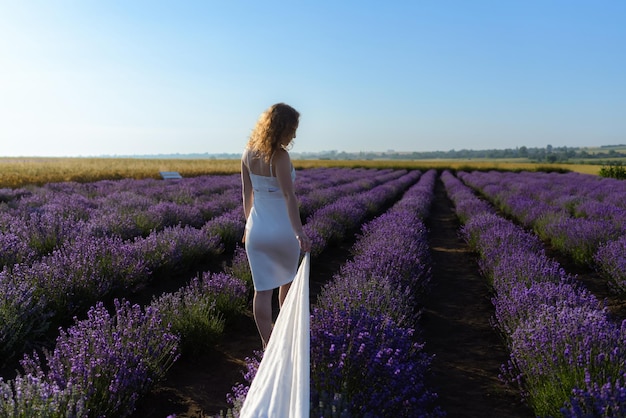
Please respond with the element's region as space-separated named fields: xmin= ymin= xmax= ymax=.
xmin=132 ymin=176 xmax=623 ymax=418
xmin=420 ymin=179 xmax=533 ymax=417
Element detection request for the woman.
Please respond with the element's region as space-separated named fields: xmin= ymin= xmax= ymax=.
xmin=241 ymin=103 xmax=312 ymax=348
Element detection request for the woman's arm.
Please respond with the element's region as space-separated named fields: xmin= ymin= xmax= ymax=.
xmin=241 ymin=154 xmax=253 ymax=221
xmin=274 ymin=149 xmax=311 ymax=252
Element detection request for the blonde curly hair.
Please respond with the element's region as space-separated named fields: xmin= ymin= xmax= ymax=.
xmin=247 ymin=103 xmax=300 ymax=162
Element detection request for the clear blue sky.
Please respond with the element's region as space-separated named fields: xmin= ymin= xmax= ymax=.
xmin=1 ymin=1 xmax=625 ymax=157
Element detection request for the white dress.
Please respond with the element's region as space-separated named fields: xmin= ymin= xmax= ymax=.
xmin=244 ymin=151 xmax=300 ymax=291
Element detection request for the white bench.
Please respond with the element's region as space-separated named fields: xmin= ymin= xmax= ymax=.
xmin=159 ymin=171 xmax=183 ymax=180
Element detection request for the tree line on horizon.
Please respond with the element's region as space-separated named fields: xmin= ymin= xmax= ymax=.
xmin=106 ymin=144 xmax=626 ymax=163
xmin=296 ymin=144 xmax=626 ymax=163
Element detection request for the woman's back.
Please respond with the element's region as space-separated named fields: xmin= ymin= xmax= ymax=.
xmin=245 ymin=148 xmax=295 ymax=194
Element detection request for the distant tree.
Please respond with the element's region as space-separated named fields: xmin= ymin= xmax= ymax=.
xmin=519 ymin=146 xmax=528 ymax=158
xmin=599 ymin=162 xmax=626 ymax=179
xmin=532 ymin=148 xmax=546 ymax=161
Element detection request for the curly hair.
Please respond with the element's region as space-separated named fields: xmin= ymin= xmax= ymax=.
xmin=247 ymin=103 xmax=300 ymax=162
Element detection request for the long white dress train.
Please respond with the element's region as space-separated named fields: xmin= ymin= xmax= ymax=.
xmin=239 ymin=253 xmax=310 ymax=418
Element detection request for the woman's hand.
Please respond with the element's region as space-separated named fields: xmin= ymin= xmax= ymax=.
xmin=296 ymin=233 xmax=311 ymax=253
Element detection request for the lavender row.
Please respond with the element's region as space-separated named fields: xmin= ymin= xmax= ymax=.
xmin=0 ymin=223 xmax=224 ymax=367
xmin=457 ymin=170 xmax=626 ymax=291
xmin=0 ymin=267 xmax=251 ymax=417
xmin=0 ymin=168 xmax=407 ymax=367
xmin=0 ymin=299 xmax=180 ymax=417
xmin=310 ymin=169 xmax=440 ymax=416
xmin=0 ymin=168 xmax=418 ymax=415
xmin=303 ymin=169 xmax=422 ymax=256
xmin=0 ymin=168 xmax=390 ymax=267
xmin=0 ymin=174 xmax=242 ymax=259
xmin=298 ymin=168 xmax=405 ymax=220
xmin=0 ymin=223 xmax=253 ymax=415
xmin=442 ymin=170 xmax=626 ymax=417
xmin=223 ymin=170 xmax=442 ymax=417
xmin=0 ymin=168 xmax=400 ymax=269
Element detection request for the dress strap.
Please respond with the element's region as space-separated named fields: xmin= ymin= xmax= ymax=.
xmin=269 ymin=151 xmax=276 ymax=177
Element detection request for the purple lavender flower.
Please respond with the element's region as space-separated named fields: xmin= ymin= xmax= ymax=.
xmin=223 ymin=244 xmax=253 ymax=289
xmin=562 ymin=370 xmax=626 ymax=417
xmin=445 ymin=170 xmax=626 ymax=416
xmin=595 ymin=235 xmax=626 ymax=294
xmin=0 ymin=268 xmax=51 ymax=366
xmin=19 ymin=299 xmax=179 ymax=417
xmin=200 ymin=271 xmax=248 ymax=317
xmin=311 ymin=306 xmax=441 ymax=417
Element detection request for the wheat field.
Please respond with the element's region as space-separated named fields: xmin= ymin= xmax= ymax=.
xmin=0 ymin=157 xmax=603 ymax=189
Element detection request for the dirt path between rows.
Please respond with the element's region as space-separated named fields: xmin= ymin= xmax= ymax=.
xmin=421 ymin=178 xmax=533 ymax=417
xmin=133 ymin=176 xmax=535 ymax=417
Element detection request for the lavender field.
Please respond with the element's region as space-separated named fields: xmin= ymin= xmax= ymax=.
xmin=1 ymin=167 xmax=625 ymax=417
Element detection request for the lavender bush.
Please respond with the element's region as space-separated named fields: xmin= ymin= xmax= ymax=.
xmin=595 ymin=235 xmax=626 ymax=294
xmin=297 ymin=168 xmax=402 ymax=220
xmin=303 ymin=170 xmax=420 ymax=257
xmin=24 ymin=233 xmax=150 ymax=318
xmin=309 ymin=170 xmax=441 ymax=417
xmin=1 ymin=299 xmax=179 ymax=417
xmin=152 ymin=282 xmax=225 ymax=356
xmin=326 ymin=214 xmax=430 ymax=327
xmin=501 ymin=305 xmax=626 ymax=415
xmin=0 ymin=373 xmax=88 ymax=417
xmin=0 ymin=228 xmax=36 ymax=268
xmin=534 ymin=214 xmax=619 ymax=265
xmin=562 ymin=370 xmax=626 ymax=417
xmin=222 ymin=245 xmax=253 ymax=292
xmin=311 ymin=306 xmax=437 ymax=417
xmin=133 ymin=224 xmax=223 ymax=273
xmin=492 ymin=280 xmax=603 ymax=338
xmin=458 ymin=170 xmax=626 ymax=268
xmin=152 ymin=271 xmax=248 ymax=355
xmin=444 ymin=170 xmax=626 ymax=416
xmin=202 ymin=209 xmax=245 ymax=254
xmin=0 ymin=269 xmax=51 ymax=367
xmin=201 ymin=271 xmax=248 ymax=317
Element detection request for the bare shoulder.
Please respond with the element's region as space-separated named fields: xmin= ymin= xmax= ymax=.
xmin=273 ymin=148 xmax=291 ymax=166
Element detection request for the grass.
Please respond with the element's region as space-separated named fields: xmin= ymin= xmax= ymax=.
xmin=0 ymin=157 xmax=604 ymax=189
